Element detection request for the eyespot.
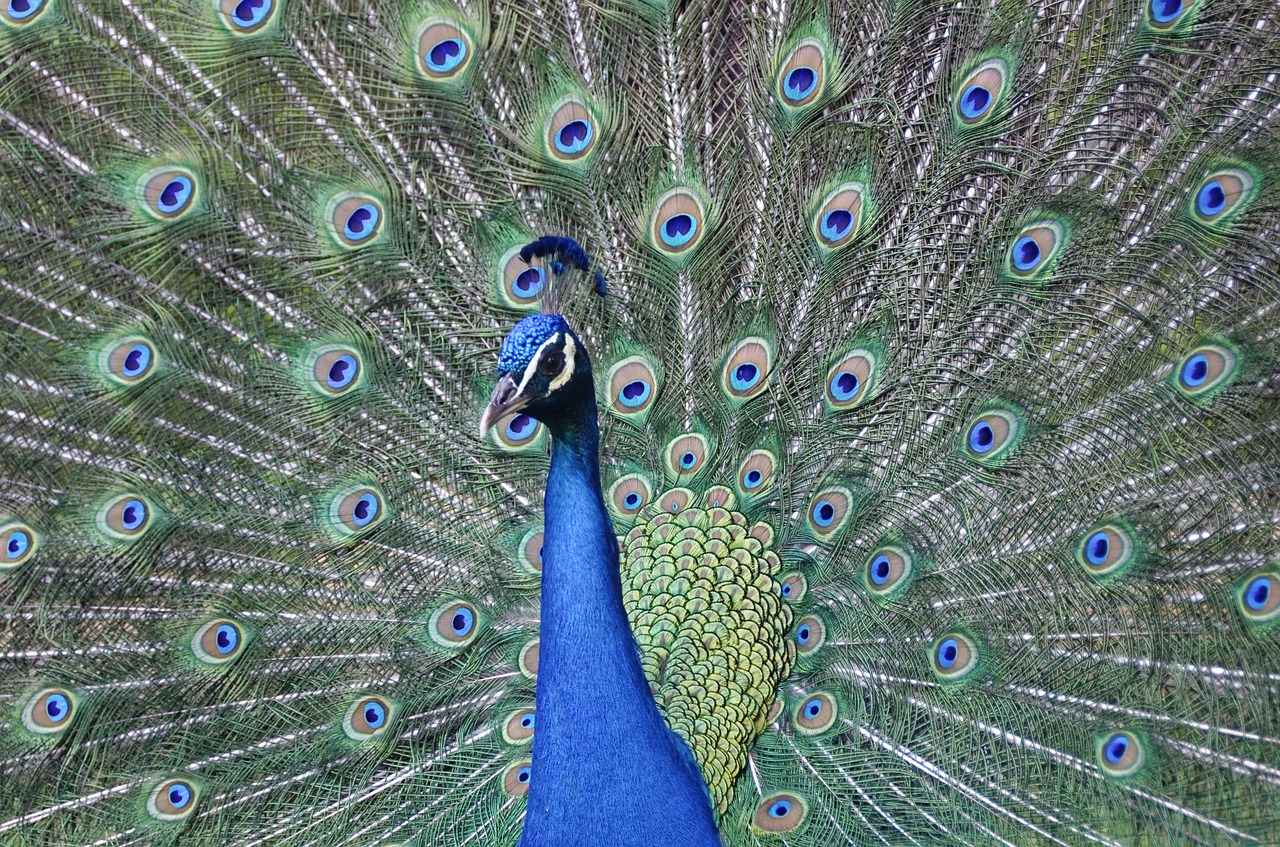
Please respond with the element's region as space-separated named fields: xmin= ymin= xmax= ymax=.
xmin=964 ymin=409 xmax=1022 ymax=464
xmin=518 ymin=638 xmax=539 ymax=678
xmin=1191 ymin=168 xmax=1253 ymax=226
xmin=806 ymin=486 xmax=853 ymax=538
xmin=608 ymin=474 xmax=653 ymax=524
xmin=328 ymin=486 xmax=386 ymax=536
xmin=491 ymin=411 xmax=544 ymax=451
xmin=779 ymin=571 xmax=807 ymax=602
xmin=309 ymin=346 xmax=364 ymax=396
xmin=793 ymin=692 xmax=837 ymax=735
xmin=416 ymin=20 xmax=473 ymax=80
xmin=721 ymin=337 xmax=773 ymax=403
xmin=702 ymin=485 xmax=735 ymax=510
xmin=141 ymin=168 xmax=198 ymax=220
xmin=824 ymin=349 xmax=877 ymax=411
xmin=931 ymin=631 xmax=979 ymax=682
xmin=1237 ymin=572 xmax=1280 ymax=626
xmin=1005 ymin=220 xmax=1065 ymax=281
xmin=954 ymin=58 xmax=1009 ymax=127
xmin=1173 ymin=343 xmax=1236 ymax=398
xmin=794 ymin=614 xmax=825 ymax=655
xmin=503 ymin=760 xmax=533 ymax=797
xmin=220 ymin=0 xmax=275 ymax=34
xmin=1147 ymin=0 xmax=1191 ymax=26
xmin=649 ymin=187 xmax=706 ymax=257
xmin=328 ymin=194 xmax=384 ymax=249
xmin=1075 ymin=522 xmax=1138 ymax=582
xmin=776 ymin=38 xmax=825 ymax=108
xmin=503 ymin=708 xmax=536 ymax=744
xmin=666 ymin=433 xmax=710 ymax=477
xmin=864 ymin=546 xmax=913 ymax=597
xmin=428 ymin=599 xmax=482 ymax=648
xmin=736 ymin=449 xmax=777 ymax=496
xmin=21 ymin=687 xmax=76 ymax=734
xmin=811 ymin=182 xmax=865 ymax=250
xmin=100 ymin=336 xmax=158 ymax=386
xmin=1 ymin=522 xmax=38 ymax=569
xmin=191 ymin=618 xmax=246 ymax=665
xmin=147 ymin=778 xmax=198 ymax=822
xmin=659 ymin=488 xmax=693 ymax=514
xmin=752 ymin=792 xmax=808 ymax=834
xmin=518 ymin=528 xmax=544 ymax=575
xmin=343 ymin=695 xmax=395 ymax=740
xmin=545 ymin=98 xmax=598 ymax=162
xmin=496 ymin=245 xmax=547 ymax=310
xmin=3 ymin=0 xmax=49 ymax=26
xmin=97 ymin=494 xmax=154 ymax=541
xmin=607 ymin=357 xmax=660 ymax=420
xmin=1096 ymin=730 xmax=1146 ymax=779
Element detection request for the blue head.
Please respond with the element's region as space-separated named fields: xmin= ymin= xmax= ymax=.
xmin=480 ymin=314 xmax=594 ymax=438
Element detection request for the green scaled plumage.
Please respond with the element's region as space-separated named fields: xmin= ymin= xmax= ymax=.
xmin=2 ymin=0 xmax=1279 ymax=845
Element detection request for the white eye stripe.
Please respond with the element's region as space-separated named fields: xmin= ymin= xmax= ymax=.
xmin=548 ymin=339 xmax=575 ymax=392
xmin=517 ymin=333 xmax=571 ymax=396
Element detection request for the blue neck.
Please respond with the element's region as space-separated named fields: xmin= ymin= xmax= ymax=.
xmin=519 ymin=393 xmax=721 ymax=847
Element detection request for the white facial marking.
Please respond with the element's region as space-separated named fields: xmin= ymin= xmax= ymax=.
xmin=548 ymin=338 xmax=576 ymax=392
xmin=517 ymin=333 xmax=560 ymax=396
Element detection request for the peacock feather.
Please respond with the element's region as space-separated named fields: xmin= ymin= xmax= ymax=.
xmin=1 ymin=0 xmax=1279 ymax=844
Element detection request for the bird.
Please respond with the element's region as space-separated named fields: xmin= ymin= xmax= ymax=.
xmin=0 ymin=0 xmax=1278 ymax=844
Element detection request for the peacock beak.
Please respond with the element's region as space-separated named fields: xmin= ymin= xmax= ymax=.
xmin=479 ymin=374 xmax=529 ymax=436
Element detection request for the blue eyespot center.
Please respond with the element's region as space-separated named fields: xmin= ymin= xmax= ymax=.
xmin=45 ymin=693 xmax=68 ymax=721
xmin=1085 ymin=531 xmax=1110 ymax=566
xmin=451 ymin=607 xmax=475 ymax=637
xmin=427 ymin=38 xmax=467 ymax=73
xmin=7 ymin=530 xmax=30 ymax=558
xmin=351 ymin=493 xmax=379 ymax=528
xmin=168 ymin=783 xmax=191 ymax=808
xmin=8 ymin=0 xmax=46 ymax=21
xmin=624 ymin=492 xmax=641 ymax=508
xmin=661 ymin=213 xmax=697 ymax=247
xmin=554 ymin=119 xmax=593 ymax=154
xmin=1197 ymin=181 xmax=1226 ymax=217
xmin=937 ymin=637 xmax=959 ymax=669
xmin=619 ymin=379 xmax=651 ymax=407
xmin=781 ymin=582 xmax=792 ymax=596
xmin=811 ymin=500 xmax=835 ymax=527
xmin=121 ymin=499 xmax=147 ymax=531
xmin=680 ymin=451 xmax=696 ymax=469
xmin=343 ymin=203 xmax=380 ymax=242
xmin=960 ymin=84 xmax=992 ymax=119
xmin=745 ymin=469 xmax=762 ymax=488
xmin=513 ymin=267 xmax=545 ymax=297
xmin=122 ymin=343 xmax=153 ymax=378
xmin=803 ymin=698 xmax=822 ymax=718
xmin=505 ymin=414 xmax=535 ymax=441
xmin=797 ymin=624 xmax=811 ymax=644
xmin=769 ymin=799 xmax=792 ymax=818
xmin=362 ymin=702 xmax=385 ymax=728
xmin=157 ymin=178 xmax=193 ymax=214
xmin=830 ymin=371 xmax=860 ymax=401
xmin=232 ymin=0 xmax=271 ymax=27
xmin=326 ymin=354 xmax=358 ymax=389
xmin=870 ymin=554 xmax=891 ymax=585
xmin=215 ymin=624 xmax=239 ymax=654
xmin=1150 ymin=0 xmax=1183 ymax=21
xmin=1181 ymin=353 xmax=1209 ymax=387
xmin=520 ymin=713 xmax=535 ymax=728
xmin=518 ymin=766 xmax=531 ymax=783
xmin=820 ymin=209 xmax=853 ymax=241
xmin=968 ymin=421 xmax=994 ymax=453
xmin=1105 ymin=734 xmax=1129 ymax=764
xmin=784 ymin=67 xmax=817 ymax=101
xmin=1246 ymin=576 xmax=1271 ymax=611
xmin=731 ymin=363 xmax=760 ymax=391
xmin=1012 ymin=236 xmax=1041 ymax=270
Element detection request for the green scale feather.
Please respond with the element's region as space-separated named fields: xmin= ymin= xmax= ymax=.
xmin=1 ymin=0 xmax=1279 ymax=844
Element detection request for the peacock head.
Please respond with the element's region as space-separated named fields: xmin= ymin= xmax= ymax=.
xmin=480 ymin=314 xmax=593 ymax=437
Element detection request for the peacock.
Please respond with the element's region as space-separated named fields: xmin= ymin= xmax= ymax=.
xmin=1 ymin=0 xmax=1278 ymax=843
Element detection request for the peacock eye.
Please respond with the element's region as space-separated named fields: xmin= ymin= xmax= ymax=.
xmin=538 ymin=350 xmax=565 ymax=377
